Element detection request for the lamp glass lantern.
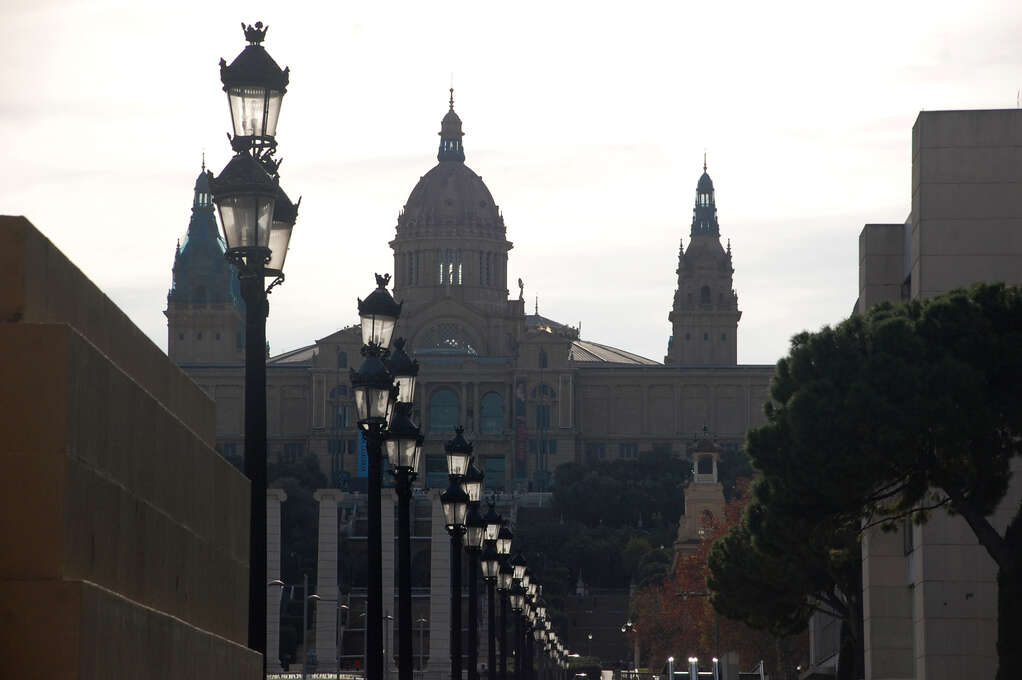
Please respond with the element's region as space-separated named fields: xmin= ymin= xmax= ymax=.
xmin=497 ymin=558 xmax=514 ymax=591
xmin=511 ymin=554 xmax=527 ymax=581
xmin=509 ymin=584 xmax=525 ymax=612
xmin=483 ymin=503 xmax=501 ymax=542
xmin=445 ymin=427 xmax=473 ymax=477
xmin=266 ymin=186 xmax=298 ymax=274
xmin=384 ymin=404 xmax=422 ymax=472
xmin=496 ymin=525 xmax=513 ymax=555
xmin=211 ymin=152 xmax=277 ymax=259
xmin=481 ymin=542 xmax=500 ymax=579
xmin=350 ymin=354 xmax=396 ymax=424
xmin=219 ymin=22 xmax=290 ymax=149
xmin=357 ymin=274 xmax=401 ymax=350
xmin=440 ymin=480 xmax=470 ymax=530
xmin=465 ymin=504 xmax=486 ymax=550
xmin=463 ymin=464 xmax=484 ymax=504
xmin=386 ymin=338 xmax=418 ymax=403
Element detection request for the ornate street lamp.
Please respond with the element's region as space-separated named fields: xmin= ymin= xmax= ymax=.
xmin=387 ymin=337 xmax=419 ymax=404
xmin=441 ymin=434 xmax=471 ymax=680
xmin=210 ymin=22 xmax=295 ymax=667
xmin=352 ymin=274 xmax=402 ymax=680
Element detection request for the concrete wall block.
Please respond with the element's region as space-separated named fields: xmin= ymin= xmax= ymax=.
xmin=0 ymin=216 xmax=216 ymax=444
xmin=916 ymin=218 xmax=1022 ymax=255
xmin=915 ymin=109 xmax=1022 ymax=150
xmin=919 ymin=182 xmax=1022 ymax=220
xmin=919 ymin=145 xmax=1022 ymax=183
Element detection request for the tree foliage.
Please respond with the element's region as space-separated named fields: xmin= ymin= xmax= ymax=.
xmin=709 ymin=283 xmax=1022 ymax=679
xmin=633 ymin=485 xmax=808 ymax=678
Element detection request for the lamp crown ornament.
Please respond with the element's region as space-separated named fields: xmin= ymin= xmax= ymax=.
xmin=445 ymin=426 xmax=474 ymax=455
xmin=243 ymin=21 xmax=268 ymax=44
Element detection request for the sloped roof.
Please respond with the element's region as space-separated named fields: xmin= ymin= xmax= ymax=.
xmin=569 ymin=340 xmax=660 ymax=366
xmin=268 ymin=343 xmax=318 ymax=365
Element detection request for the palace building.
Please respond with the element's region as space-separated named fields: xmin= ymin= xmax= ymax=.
xmin=166 ymin=94 xmax=774 ymax=673
xmin=167 ymin=93 xmax=772 ymax=494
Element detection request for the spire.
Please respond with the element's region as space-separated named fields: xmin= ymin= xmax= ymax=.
xmin=438 ymin=88 xmax=465 ymax=162
xmin=691 ymin=159 xmax=719 ymax=237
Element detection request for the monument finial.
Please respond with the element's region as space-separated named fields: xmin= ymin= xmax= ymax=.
xmin=449 ymin=87 xmax=455 ymax=111
xmin=703 ymin=150 xmax=707 ymax=173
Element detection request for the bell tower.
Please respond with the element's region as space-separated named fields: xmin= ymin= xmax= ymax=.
xmin=165 ymin=159 xmax=245 ymax=364
xmin=665 ymin=160 xmax=741 ymax=365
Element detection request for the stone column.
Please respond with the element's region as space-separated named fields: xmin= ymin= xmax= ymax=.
xmin=315 ymin=488 xmax=346 ymax=672
xmin=267 ymin=488 xmax=288 ymax=672
xmin=427 ymin=489 xmax=451 ymax=677
xmin=382 ymin=489 xmax=398 ymax=680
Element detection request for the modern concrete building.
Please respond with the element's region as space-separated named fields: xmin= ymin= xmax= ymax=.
xmin=807 ymin=109 xmax=1022 ymax=680
xmin=0 ymin=216 xmax=259 ymax=678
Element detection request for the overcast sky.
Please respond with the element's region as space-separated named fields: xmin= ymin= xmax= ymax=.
xmin=3 ymin=0 xmax=1021 ymax=365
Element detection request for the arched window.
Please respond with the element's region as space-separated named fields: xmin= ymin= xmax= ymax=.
xmin=337 ymin=350 xmax=348 ymax=369
xmin=700 ymin=285 xmax=711 ymax=305
xmin=697 ymin=455 xmax=713 ymax=475
xmin=429 ymin=388 xmax=460 ymax=432
xmin=480 ymin=392 xmax=504 ymax=434
xmin=538 ymin=348 xmax=548 ymax=369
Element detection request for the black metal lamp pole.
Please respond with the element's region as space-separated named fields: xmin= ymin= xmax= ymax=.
xmin=385 ymin=339 xmax=421 ymax=680
xmin=352 ymin=275 xmax=402 ymax=680
xmin=211 ymin=21 xmax=295 ymax=670
xmin=463 ymin=465 xmax=485 ymax=680
xmin=497 ymin=558 xmax=513 ymax=680
xmin=442 ymin=429 xmax=473 ymax=680
xmin=480 ymin=542 xmax=499 ymax=680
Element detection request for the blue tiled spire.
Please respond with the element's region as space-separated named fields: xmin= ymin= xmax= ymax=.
xmin=168 ymin=161 xmax=243 ymax=309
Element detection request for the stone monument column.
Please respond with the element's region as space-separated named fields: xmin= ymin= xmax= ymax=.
xmin=427 ymin=489 xmax=450 ymax=677
xmin=314 ymin=489 xmax=346 ymax=671
xmin=267 ymin=488 xmax=288 ymax=672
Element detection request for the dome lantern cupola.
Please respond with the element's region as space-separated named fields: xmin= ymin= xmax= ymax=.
xmin=691 ymin=154 xmax=719 ymax=237
xmin=438 ymin=88 xmax=466 ymax=162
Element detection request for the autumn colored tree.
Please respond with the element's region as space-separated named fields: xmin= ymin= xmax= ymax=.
xmin=632 ymin=483 xmax=807 ymax=677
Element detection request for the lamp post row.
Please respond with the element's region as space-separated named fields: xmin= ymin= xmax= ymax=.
xmin=209 ymin=21 xmax=576 ymax=680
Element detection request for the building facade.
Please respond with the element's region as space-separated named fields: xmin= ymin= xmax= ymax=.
xmin=167 ymin=95 xmax=774 ymax=673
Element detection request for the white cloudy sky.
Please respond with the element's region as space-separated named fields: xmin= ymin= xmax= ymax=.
xmin=2 ymin=0 xmax=1021 ymax=365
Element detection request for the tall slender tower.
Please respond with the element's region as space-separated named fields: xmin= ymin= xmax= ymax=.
xmin=165 ymin=161 xmax=244 ymax=364
xmin=665 ymin=161 xmax=741 ymax=365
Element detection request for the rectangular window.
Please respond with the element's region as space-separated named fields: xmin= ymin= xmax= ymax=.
xmin=619 ymin=443 xmax=638 ymax=459
xmin=425 ymin=454 xmax=447 ymax=489
xmin=528 ymin=439 xmax=538 ymax=455
xmin=313 ymin=374 xmax=326 ymax=429
xmin=584 ymin=443 xmax=605 ymax=461
xmin=536 ymin=404 xmax=551 ymax=429
xmin=282 ymin=442 xmax=304 ymax=464
xmin=484 ymin=456 xmax=506 ymax=491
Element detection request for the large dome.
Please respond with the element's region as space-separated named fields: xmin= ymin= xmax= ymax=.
xmin=398 ymin=162 xmax=501 ymax=234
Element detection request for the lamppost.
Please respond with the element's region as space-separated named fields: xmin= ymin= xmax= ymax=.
xmin=351 ymin=274 xmax=402 ymax=680
xmin=464 ymin=464 xmax=486 ymax=680
xmin=620 ymin=621 xmax=638 ymax=672
xmin=481 ymin=540 xmax=500 ymax=680
xmin=441 ymin=428 xmax=472 ymax=680
xmin=497 ymin=555 xmax=514 ymax=680
xmin=269 ymin=576 xmax=321 ymax=680
xmin=481 ymin=501 xmax=502 ymax=680
xmin=211 ymin=22 xmax=296 ymax=666
xmin=495 ymin=522 xmax=514 ymax=680
xmin=508 ymin=577 xmax=526 ymax=680
xmin=385 ymin=337 xmax=422 ymax=680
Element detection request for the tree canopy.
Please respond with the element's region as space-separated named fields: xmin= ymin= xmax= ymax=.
xmin=708 ymin=283 xmax=1022 ymax=679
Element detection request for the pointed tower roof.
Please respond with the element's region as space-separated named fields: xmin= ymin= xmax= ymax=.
xmin=691 ymin=157 xmax=719 ymax=237
xmin=438 ymin=88 xmax=466 ymax=162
